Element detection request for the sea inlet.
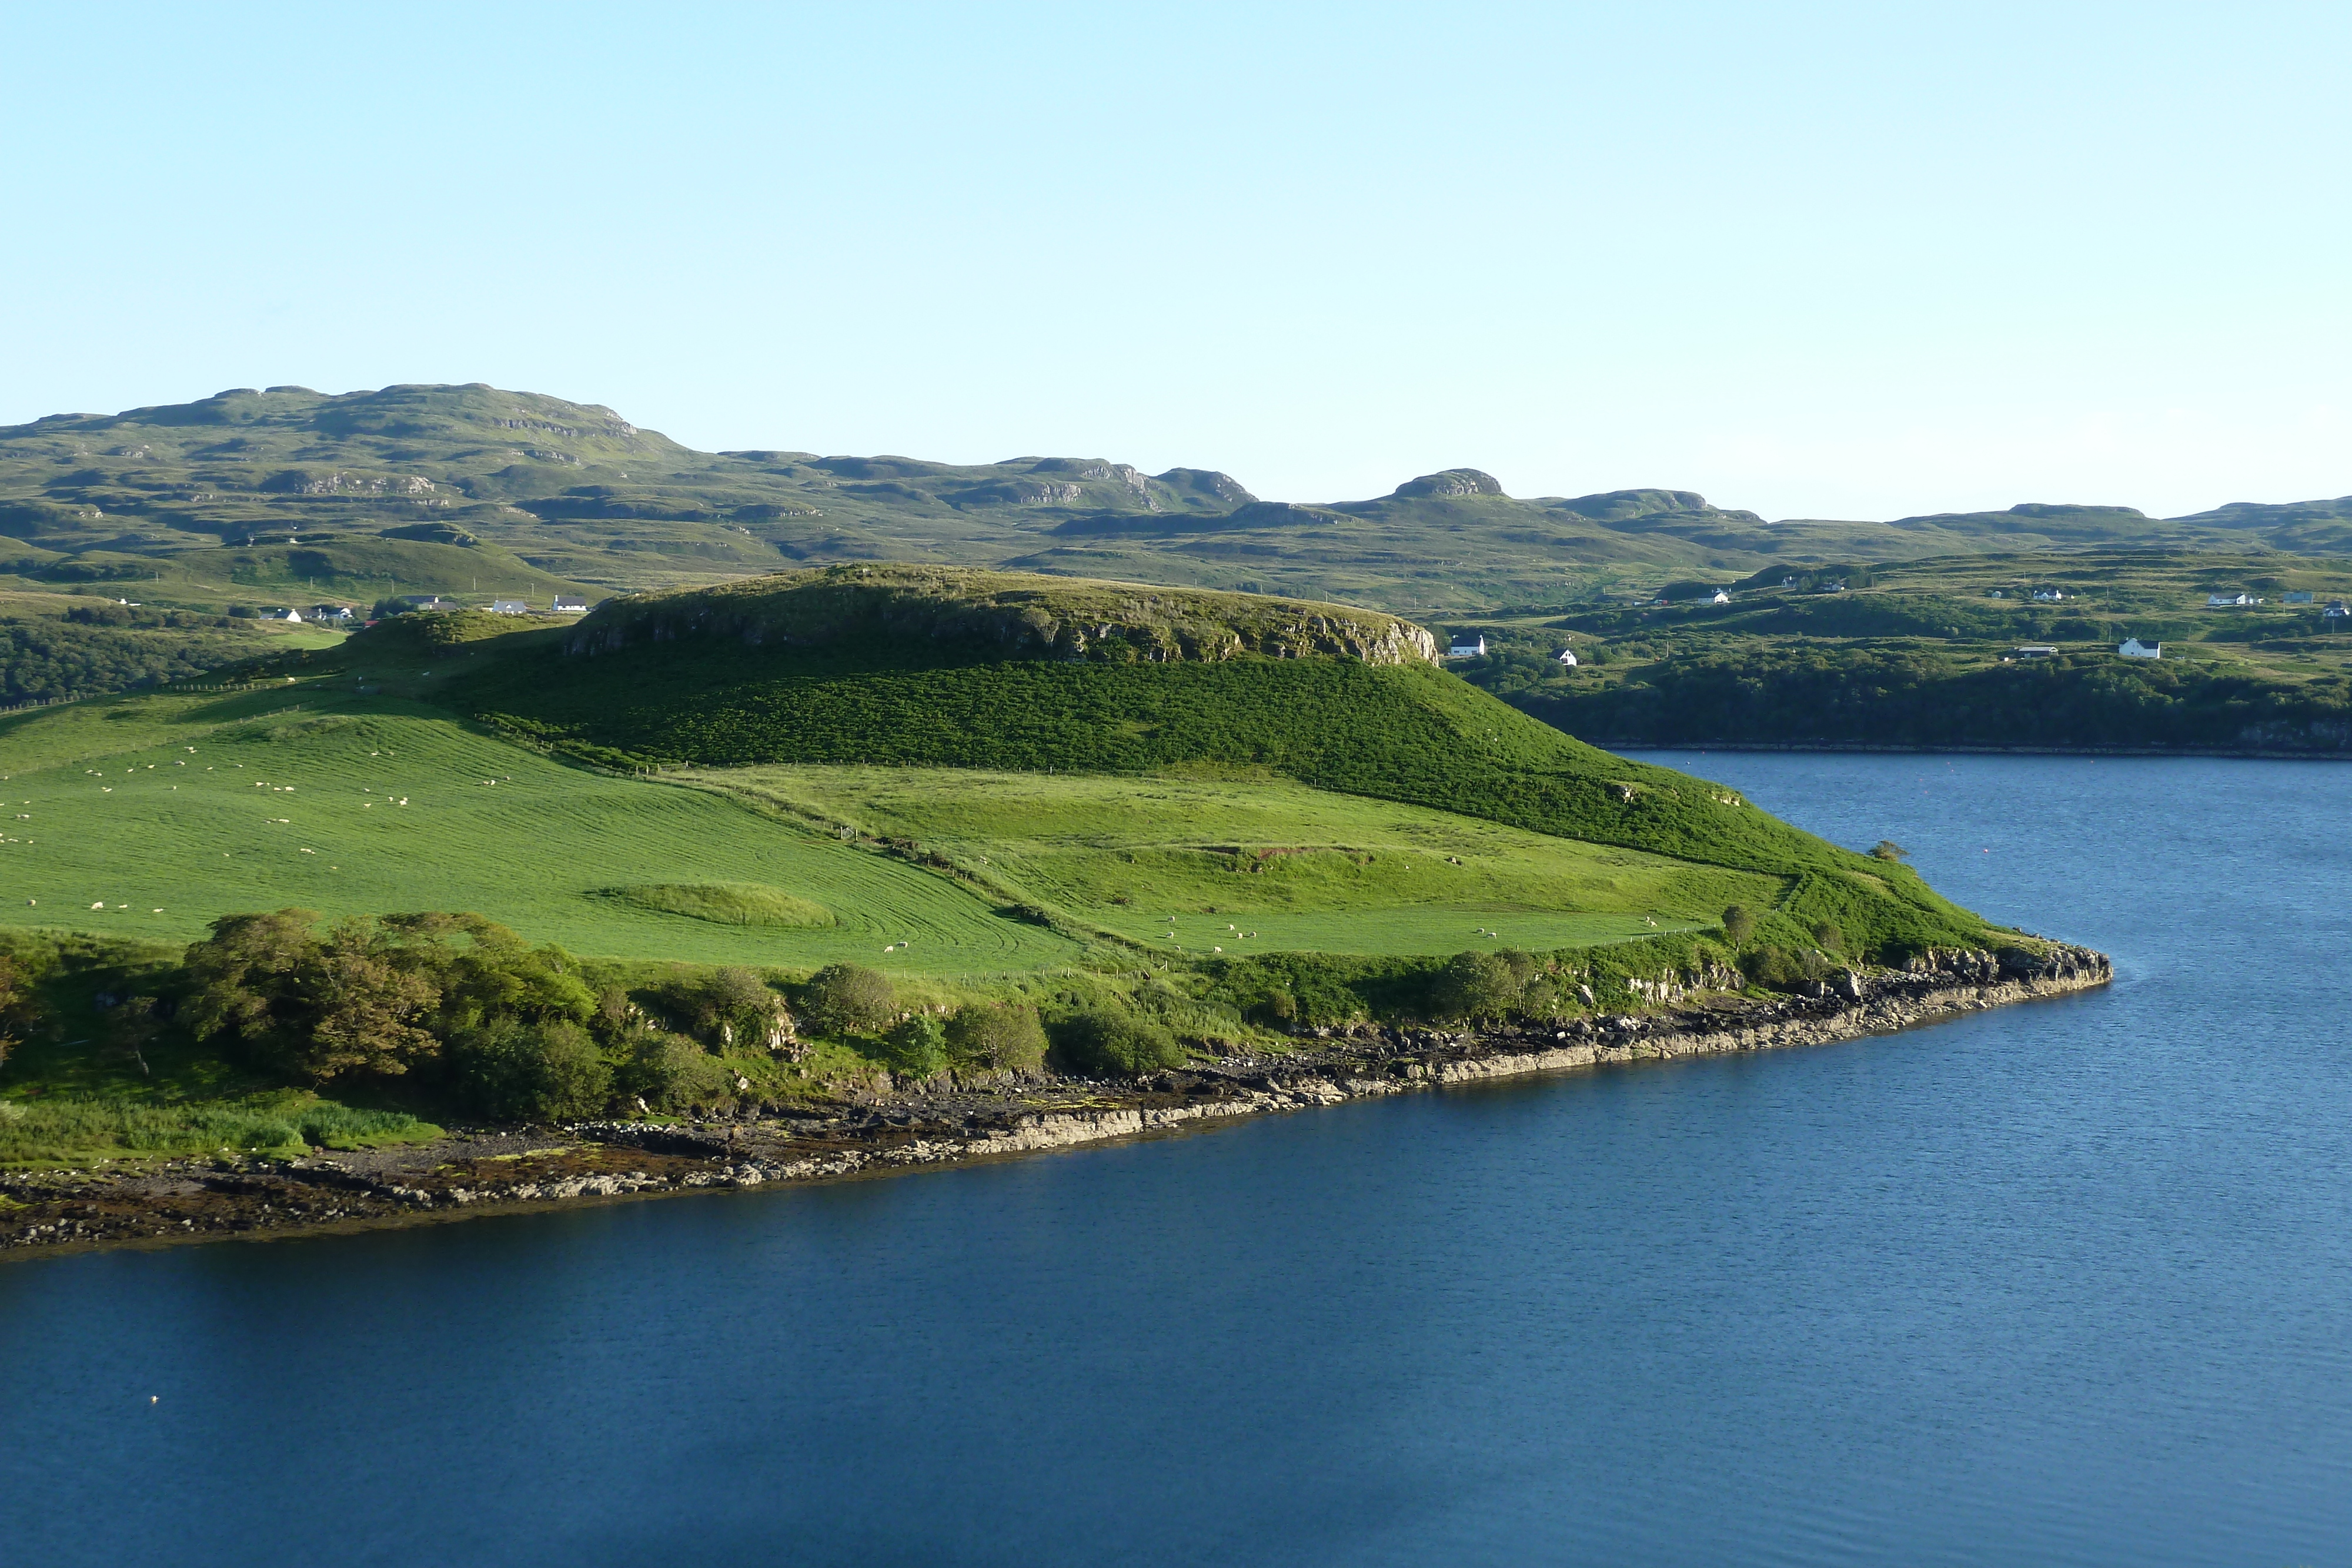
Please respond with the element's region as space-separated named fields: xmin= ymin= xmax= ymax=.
xmin=7 ymin=751 xmax=2348 ymax=1566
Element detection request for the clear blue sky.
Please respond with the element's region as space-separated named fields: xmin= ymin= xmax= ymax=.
xmin=2 ymin=2 xmax=2344 ymax=520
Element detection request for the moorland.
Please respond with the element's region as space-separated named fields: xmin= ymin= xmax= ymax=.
xmin=5 ymin=382 xmax=2346 ymax=754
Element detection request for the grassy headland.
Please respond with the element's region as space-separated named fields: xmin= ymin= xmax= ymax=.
xmin=0 ymin=566 xmax=2064 ymax=1168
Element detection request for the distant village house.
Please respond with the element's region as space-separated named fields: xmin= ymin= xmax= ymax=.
xmin=309 ymin=604 xmax=355 ymax=623
xmin=2119 ymin=638 xmax=2161 ymax=660
xmin=2283 ymin=591 xmax=2315 ymax=604
xmin=2326 ymin=601 xmax=2350 ymax=620
xmin=2033 ymin=589 xmax=2067 ymax=601
xmin=2206 ymin=592 xmax=2256 ymax=608
xmin=490 ymin=598 xmax=529 ymax=615
xmin=551 ymin=594 xmax=589 ymax=613
xmin=2013 ymin=645 xmax=2059 ymax=660
xmin=403 ymin=594 xmax=459 ymax=612
xmin=1556 ymin=647 xmax=1579 ymax=667
xmin=1448 ymin=634 xmax=1487 ymax=658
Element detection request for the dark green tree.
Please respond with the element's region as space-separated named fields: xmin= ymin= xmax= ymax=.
xmin=1050 ymin=1009 xmax=1184 ymax=1076
xmin=943 ymin=1002 xmax=1047 ymax=1072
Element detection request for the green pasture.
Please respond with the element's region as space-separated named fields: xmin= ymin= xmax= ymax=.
xmin=0 ymin=681 xmax=1779 ymax=972
xmin=0 ymin=690 xmax=1077 ymax=975
xmin=706 ymin=766 xmax=1770 ymax=957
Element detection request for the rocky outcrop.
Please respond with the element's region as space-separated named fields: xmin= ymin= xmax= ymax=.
xmin=561 ymin=565 xmax=1440 ymax=667
xmin=0 ymin=948 xmax=2108 ymax=1258
xmin=1393 ymin=469 xmax=1505 ymax=499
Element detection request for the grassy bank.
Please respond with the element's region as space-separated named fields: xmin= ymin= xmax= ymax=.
xmin=0 ymin=1094 xmax=438 ymax=1167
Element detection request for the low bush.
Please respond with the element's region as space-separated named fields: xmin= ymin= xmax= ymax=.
xmin=943 ymin=1002 xmax=1047 ymax=1072
xmin=450 ymin=1016 xmax=610 ymax=1121
xmin=1050 ymin=1009 xmax=1185 ymax=1077
xmin=797 ymin=963 xmax=894 ymax=1037
xmin=1250 ymin=987 xmax=1298 ymax=1027
xmin=882 ymin=1012 xmax=949 ymax=1078
xmin=616 ymin=1031 xmax=726 ymax=1111
xmin=1429 ymin=949 xmax=1537 ymax=1022
xmin=1742 ymin=945 xmax=1828 ymax=991
xmin=653 ymin=965 xmax=790 ymax=1049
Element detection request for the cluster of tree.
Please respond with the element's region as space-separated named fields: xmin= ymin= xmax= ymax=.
xmin=166 ymin=918 xmax=1068 ymax=1118
xmin=1 ymin=892 xmax=2023 ymax=1136
xmin=63 ymin=603 xmax=238 ymax=631
xmin=0 ymin=615 xmax=272 ymax=704
xmin=796 ymin=961 xmax=1055 ymax=1078
xmin=181 ymin=910 xmax=673 ymax=1119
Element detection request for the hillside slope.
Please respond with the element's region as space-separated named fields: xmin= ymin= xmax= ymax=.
xmin=299 ymin=566 xmax=2014 ymax=961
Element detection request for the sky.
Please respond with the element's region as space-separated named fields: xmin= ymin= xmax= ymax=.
xmin=1 ymin=1 xmax=2345 ymax=520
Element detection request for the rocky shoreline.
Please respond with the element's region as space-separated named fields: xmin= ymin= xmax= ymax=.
xmin=0 ymin=944 xmax=2110 ymax=1259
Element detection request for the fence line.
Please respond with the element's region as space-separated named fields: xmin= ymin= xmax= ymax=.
xmin=1 ymin=677 xmax=294 ymax=714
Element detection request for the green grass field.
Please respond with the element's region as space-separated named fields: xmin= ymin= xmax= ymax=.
xmin=706 ymin=765 xmax=1763 ymax=957
xmin=0 ymin=682 xmax=1788 ymax=971
xmin=0 ymin=564 xmax=2014 ymax=991
xmin=0 ymin=688 xmax=1078 ymax=975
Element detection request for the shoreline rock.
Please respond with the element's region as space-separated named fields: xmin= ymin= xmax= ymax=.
xmin=0 ymin=945 xmax=2110 ymax=1259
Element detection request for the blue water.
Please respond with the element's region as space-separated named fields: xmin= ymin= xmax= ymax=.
xmin=7 ymin=753 xmax=2350 ymax=1566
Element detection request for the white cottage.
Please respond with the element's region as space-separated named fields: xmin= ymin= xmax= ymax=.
xmin=2119 ymin=638 xmax=2161 ymax=660
xmin=1556 ymin=647 xmax=1579 ymax=667
xmin=1448 ymin=635 xmax=1487 ymax=658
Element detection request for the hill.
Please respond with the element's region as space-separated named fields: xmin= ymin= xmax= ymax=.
xmin=1451 ymin=549 xmax=2352 ymax=754
xmin=335 ymin=565 xmax=1999 ymax=960
xmin=0 ymin=566 xmax=2070 ymax=1162
xmin=0 ymin=565 xmax=2016 ymax=972
xmin=7 ymin=383 xmax=2348 ymax=627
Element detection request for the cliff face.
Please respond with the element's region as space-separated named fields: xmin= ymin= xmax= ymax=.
xmin=562 ymin=564 xmax=1440 ymax=667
